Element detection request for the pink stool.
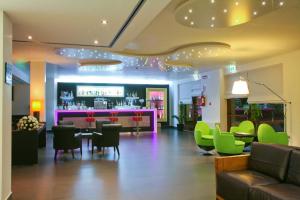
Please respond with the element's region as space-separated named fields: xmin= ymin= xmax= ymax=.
xmin=109 ymin=112 xmax=119 ymax=124
xmin=132 ymin=111 xmax=143 ymax=135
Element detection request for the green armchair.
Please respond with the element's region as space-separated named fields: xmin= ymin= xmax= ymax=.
xmin=230 ymin=120 xmax=255 ymax=144
xmin=257 ymin=123 xmax=289 ymax=145
xmin=213 ymin=125 xmax=245 ymax=155
xmin=194 ymin=121 xmax=215 ymax=152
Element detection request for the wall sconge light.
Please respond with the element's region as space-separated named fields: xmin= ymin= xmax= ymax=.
xmin=32 ymin=100 xmax=41 ymax=121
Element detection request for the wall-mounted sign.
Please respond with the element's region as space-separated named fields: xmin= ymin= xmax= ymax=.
xmin=228 ymin=64 xmax=237 ymax=73
xmin=5 ymin=62 xmax=12 ymax=85
xmin=76 ymin=85 xmax=124 ymax=97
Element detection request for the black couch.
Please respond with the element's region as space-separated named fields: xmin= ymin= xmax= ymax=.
xmin=52 ymin=126 xmax=82 ymax=160
xmin=92 ymin=124 xmax=122 ymax=155
xmin=215 ymin=142 xmax=300 ymax=200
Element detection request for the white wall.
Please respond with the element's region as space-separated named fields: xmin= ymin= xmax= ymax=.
xmin=0 ymin=11 xmax=12 ymax=200
xmin=177 ymin=69 xmax=224 ymax=128
xmin=12 ymin=84 xmax=30 ymax=115
xmin=234 ymin=49 xmax=300 ymax=146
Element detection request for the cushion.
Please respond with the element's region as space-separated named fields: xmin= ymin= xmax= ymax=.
xmin=235 ymin=140 xmax=245 ymax=146
xmin=286 ymin=150 xmax=300 ymax=186
xmin=201 ymin=135 xmax=213 ymax=140
xmin=249 ymin=142 xmax=292 ymax=181
xmin=217 ymin=170 xmax=279 ymax=200
xmin=250 ymin=184 xmax=300 ymax=200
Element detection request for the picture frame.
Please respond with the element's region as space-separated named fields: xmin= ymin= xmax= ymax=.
xmin=5 ymin=62 xmax=12 ymax=85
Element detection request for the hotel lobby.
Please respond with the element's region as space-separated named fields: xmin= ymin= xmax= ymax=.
xmin=1 ymin=0 xmax=300 ymax=200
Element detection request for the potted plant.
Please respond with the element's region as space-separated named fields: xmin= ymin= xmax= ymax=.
xmin=17 ymin=115 xmax=40 ymax=131
xmin=244 ymin=104 xmax=263 ymax=129
xmin=172 ymin=102 xmax=185 ymax=131
xmin=172 ymin=115 xmax=184 ymax=131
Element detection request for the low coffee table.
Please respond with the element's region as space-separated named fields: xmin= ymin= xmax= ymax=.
xmin=234 ymin=132 xmax=256 ymax=150
xmin=77 ymin=132 xmax=102 ymax=148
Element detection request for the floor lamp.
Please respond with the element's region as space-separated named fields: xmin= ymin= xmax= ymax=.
xmin=232 ymin=77 xmax=291 ymax=132
xmin=32 ymin=100 xmax=41 ymax=122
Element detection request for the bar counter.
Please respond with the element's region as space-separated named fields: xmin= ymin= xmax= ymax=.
xmin=54 ymin=109 xmax=157 ymax=133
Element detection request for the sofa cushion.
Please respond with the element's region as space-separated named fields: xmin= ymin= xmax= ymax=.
xmin=250 ymin=184 xmax=300 ymax=200
xmin=249 ymin=142 xmax=292 ymax=181
xmin=286 ymin=150 xmax=300 ymax=186
xmin=217 ymin=170 xmax=279 ymax=200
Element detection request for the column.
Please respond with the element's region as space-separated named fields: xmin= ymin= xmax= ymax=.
xmin=30 ymin=61 xmax=46 ymax=122
xmin=0 ymin=11 xmax=13 ymax=200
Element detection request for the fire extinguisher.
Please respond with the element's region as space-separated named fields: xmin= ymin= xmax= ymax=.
xmin=200 ymin=95 xmax=206 ymax=106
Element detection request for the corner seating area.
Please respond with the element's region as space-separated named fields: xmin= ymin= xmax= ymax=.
xmin=194 ymin=120 xmax=289 ymax=155
xmin=52 ymin=120 xmax=122 ymax=161
xmin=215 ymin=142 xmax=300 ymax=200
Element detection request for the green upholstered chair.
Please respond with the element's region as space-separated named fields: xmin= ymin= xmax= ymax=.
xmin=257 ymin=123 xmax=289 ymax=145
xmin=213 ymin=125 xmax=245 ymax=155
xmin=194 ymin=121 xmax=215 ymax=152
xmin=230 ymin=120 xmax=255 ymax=144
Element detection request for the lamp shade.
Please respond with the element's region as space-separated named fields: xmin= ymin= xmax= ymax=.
xmin=32 ymin=100 xmax=41 ymax=111
xmin=232 ymin=80 xmax=249 ymax=95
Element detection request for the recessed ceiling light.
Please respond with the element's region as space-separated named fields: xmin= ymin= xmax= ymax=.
xmin=100 ymin=19 xmax=108 ymax=25
xmin=94 ymin=40 xmax=98 ymax=44
xmin=235 ymin=1 xmax=239 ymax=6
xmin=223 ymin=9 xmax=228 ymax=13
xmin=253 ymin=11 xmax=257 ymax=15
xmin=262 ymin=1 xmax=266 ymax=6
xmin=184 ymin=16 xmax=188 ymax=20
xmin=279 ymin=1 xmax=284 ymax=6
xmin=211 ymin=24 xmax=214 ymax=28
xmin=27 ymin=35 xmax=32 ymax=40
xmin=211 ymin=16 xmax=215 ymax=20
xmin=190 ymin=21 xmax=194 ymax=25
xmin=211 ymin=0 xmax=215 ymax=3
xmin=188 ymin=9 xmax=193 ymax=13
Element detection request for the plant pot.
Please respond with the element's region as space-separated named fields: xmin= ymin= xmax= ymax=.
xmin=177 ymin=123 xmax=184 ymax=131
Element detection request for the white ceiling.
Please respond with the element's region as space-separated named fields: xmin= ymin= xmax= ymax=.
xmin=3 ymin=0 xmax=300 ymax=81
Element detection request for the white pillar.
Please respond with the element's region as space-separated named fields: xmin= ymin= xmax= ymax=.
xmin=30 ymin=61 xmax=46 ymax=122
xmin=0 ymin=10 xmax=13 ymax=200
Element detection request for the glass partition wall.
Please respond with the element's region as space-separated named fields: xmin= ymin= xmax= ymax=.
xmin=227 ymin=98 xmax=284 ymax=132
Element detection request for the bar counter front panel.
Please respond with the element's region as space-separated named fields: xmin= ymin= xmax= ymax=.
xmin=55 ymin=109 xmax=157 ymax=133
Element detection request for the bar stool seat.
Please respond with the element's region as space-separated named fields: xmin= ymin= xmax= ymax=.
xmin=109 ymin=112 xmax=119 ymax=123
xmin=132 ymin=111 xmax=143 ymax=135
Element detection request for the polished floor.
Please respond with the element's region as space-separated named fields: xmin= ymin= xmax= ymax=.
xmin=12 ymin=128 xmax=216 ymax=200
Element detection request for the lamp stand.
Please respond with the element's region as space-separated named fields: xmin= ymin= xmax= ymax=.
xmin=33 ymin=111 xmax=40 ymax=122
xmin=247 ymin=79 xmax=291 ymax=132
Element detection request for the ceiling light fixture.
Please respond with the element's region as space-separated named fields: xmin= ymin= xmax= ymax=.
xmin=94 ymin=40 xmax=99 ymax=45
xmin=100 ymin=19 xmax=108 ymax=25
xmin=27 ymin=35 xmax=32 ymax=40
xmin=210 ymin=24 xmax=214 ymax=27
xmin=175 ymin=0 xmax=294 ymax=28
xmin=190 ymin=21 xmax=194 ymax=25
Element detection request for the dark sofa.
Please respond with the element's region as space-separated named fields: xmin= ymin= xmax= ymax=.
xmin=215 ymin=142 xmax=300 ymax=200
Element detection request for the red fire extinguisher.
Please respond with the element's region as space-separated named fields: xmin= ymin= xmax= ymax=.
xmin=200 ymin=95 xmax=206 ymax=106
